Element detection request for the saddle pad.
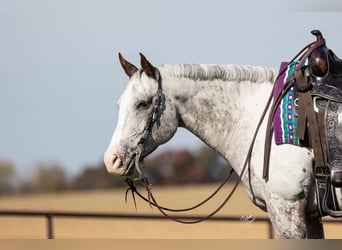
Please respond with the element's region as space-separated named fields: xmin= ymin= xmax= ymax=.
xmin=273 ymin=61 xmax=300 ymax=145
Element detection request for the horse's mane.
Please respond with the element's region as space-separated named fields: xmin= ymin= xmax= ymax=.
xmin=159 ymin=64 xmax=277 ymax=84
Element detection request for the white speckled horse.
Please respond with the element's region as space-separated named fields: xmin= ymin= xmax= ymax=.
xmin=104 ymin=53 xmax=341 ymax=238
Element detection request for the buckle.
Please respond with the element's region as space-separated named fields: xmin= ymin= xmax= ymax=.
xmin=312 ymin=96 xmax=328 ymax=113
xmin=314 ymin=166 xmax=330 ymax=178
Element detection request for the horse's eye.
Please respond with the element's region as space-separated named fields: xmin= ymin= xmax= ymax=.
xmin=136 ymin=98 xmax=153 ymax=110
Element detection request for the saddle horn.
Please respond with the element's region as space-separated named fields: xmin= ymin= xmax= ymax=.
xmin=118 ymin=53 xmax=138 ymax=77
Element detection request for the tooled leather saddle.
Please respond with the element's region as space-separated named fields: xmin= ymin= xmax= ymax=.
xmin=300 ymin=30 xmax=342 ymax=217
xmin=263 ymin=30 xmax=342 ymax=217
xmin=294 ymin=30 xmax=342 ymax=217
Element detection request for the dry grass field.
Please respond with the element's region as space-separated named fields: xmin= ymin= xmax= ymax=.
xmin=0 ymin=184 xmax=341 ymax=239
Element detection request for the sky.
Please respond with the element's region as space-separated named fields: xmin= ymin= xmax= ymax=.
xmin=1 ymin=0 xmax=341 ymax=177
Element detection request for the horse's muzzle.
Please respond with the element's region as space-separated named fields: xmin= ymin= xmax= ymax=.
xmin=104 ymin=152 xmax=135 ymax=176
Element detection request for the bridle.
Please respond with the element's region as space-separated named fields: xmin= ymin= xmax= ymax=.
xmin=134 ymin=74 xmax=163 ymax=178
xmin=120 ymin=71 xmax=163 ymax=177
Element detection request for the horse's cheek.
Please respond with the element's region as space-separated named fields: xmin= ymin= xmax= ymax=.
xmin=154 ymin=114 xmax=177 ymax=144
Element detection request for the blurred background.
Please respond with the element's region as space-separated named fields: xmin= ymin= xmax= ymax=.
xmin=1 ymin=0 xmax=342 ymax=239
xmin=1 ymin=0 xmax=341 ymax=195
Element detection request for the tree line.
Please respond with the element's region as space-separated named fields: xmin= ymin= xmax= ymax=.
xmin=0 ymin=146 xmax=237 ymax=195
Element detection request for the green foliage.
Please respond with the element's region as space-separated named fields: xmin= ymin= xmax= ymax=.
xmin=31 ymin=162 xmax=68 ymax=193
xmin=144 ymin=146 xmax=235 ymax=185
xmin=72 ymin=163 xmax=126 ymax=190
xmin=0 ymin=145 xmax=236 ymax=194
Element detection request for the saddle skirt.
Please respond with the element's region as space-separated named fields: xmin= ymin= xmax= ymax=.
xmin=325 ymin=101 xmax=342 ymax=186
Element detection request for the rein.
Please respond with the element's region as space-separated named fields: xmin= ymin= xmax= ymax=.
xmin=125 ymin=168 xmax=236 ymax=224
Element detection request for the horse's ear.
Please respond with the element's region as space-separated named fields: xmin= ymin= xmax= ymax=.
xmin=118 ymin=53 xmax=138 ymax=77
xmin=140 ymin=53 xmax=160 ymax=81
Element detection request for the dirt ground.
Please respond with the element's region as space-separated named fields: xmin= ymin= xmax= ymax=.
xmin=0 ymin=184 xmax=341 ymax=239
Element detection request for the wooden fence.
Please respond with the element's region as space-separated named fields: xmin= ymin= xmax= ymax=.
xmin=1 ymin=210 xmax=341 ymax=239
xmin=0 ymin=210 xmax=273 ymax=239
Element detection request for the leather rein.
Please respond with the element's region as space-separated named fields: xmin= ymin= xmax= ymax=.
xmin=124 ymin=35 xmax=325 ymax=223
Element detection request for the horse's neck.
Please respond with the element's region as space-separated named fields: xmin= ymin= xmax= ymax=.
xmin=162 ymin=66 xmax=276 ymax=174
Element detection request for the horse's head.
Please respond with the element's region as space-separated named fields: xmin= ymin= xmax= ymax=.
xmin=104 ymin=53 xmax=178 ymax=176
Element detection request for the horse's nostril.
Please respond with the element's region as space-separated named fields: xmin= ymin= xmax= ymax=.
xmin=104 ymin=151 xmax=125 ymax=175
xmin=112 ymin=154 xmax=117 ymax=164
xmin=112 ymin=154 xmax=122 ymax=168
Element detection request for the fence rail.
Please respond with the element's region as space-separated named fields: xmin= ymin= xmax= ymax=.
xmin=0 ymin=210 xmax=340 ymax=239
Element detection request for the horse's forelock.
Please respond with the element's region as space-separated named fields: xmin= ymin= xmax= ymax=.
xmin=127 ymin=69 xmax=160 ymax=97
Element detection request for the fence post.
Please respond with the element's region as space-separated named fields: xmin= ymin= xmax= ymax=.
xmin=46 ymin=214 xmax=54 ymax=239
xmin=267 ymin=220 xmax=274 ymax=239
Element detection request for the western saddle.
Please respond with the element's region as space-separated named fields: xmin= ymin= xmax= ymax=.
xmin=305 ymin=31 xmax=342 ymax=217
xmin=264 ymin=30 xmax=342 ymax=217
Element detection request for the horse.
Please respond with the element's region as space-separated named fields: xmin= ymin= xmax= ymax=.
xmin=103 ymin=53 xmax=342 ymax=239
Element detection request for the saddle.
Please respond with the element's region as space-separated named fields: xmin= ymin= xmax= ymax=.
xmin=263 ymin=30 xmax=342 ymax=217
xmin=295 ymin=30 xmax=342 ymax=217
